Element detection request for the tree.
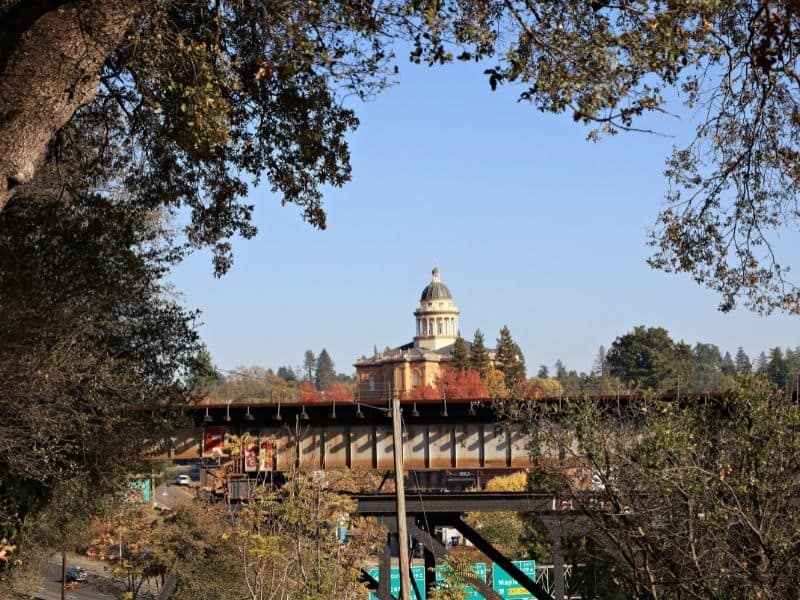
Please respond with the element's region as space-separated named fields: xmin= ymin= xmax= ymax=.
xmin=451 ymin=335 xmax=470 ymax=372
xmin=276 ymin=366 xmax=297 ymax=382
xmin=605 ymin=326 xmax=680 ymax=390
xmin=464 ymin=471 xmax=533 ymax=558
xmin=735 ymin=347 xmax=753 ymax=374
xmin=0 ymin=1 xmax=397 ymax=274
xmin=297 ymin=380 xmax=321 ymax=403
xmin=230 ymin=472 xmax=381 ymax=600
xmin=437 ymin=368 xmax=488 ymax=400
xmin=6 ymin=1 xmax=800 ymax=310
xmin=720 ymin=351 xmax=736 ymax=376
xmin=755 ymin=351 xmax=769 ymax=374
xmin=521 ymin=377 xmax=564 ymax=399
xmin=495 ymin=325 xmax=526 ymax=389
xmin=525 ymin=376 xmax=800 ymax=599
xmin=484 ymin=367 xmax=509 ymax=400
xmin=766 ymin=347 xmax=788 ymax=388
xmin=315 ymin=348 xmax=336 ymax=390
xmin=554 ymin=359 xmax=568 ymax=381
xmin=187 ymin=345 xmax=221 ymax=392
xmin=592 ymin=346 xmax=607 ymax=377
xmin=303 ymin=350 xmax=316 ymax=382
xmin=537 ymin=365 xmax=550 ymax=379
xmin=691 ymin=342 xmax=723 ymax=392
xmin=0 ymin=190 xmax=200 ymax=566
xmin=324 ymin=381 xmax=355 ymax=403
xmin=468 ymin=330 xmax=490 ymax=378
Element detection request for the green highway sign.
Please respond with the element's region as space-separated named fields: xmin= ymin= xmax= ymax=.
xmin=368 ymin=565 xmax=426 ymax=600
xmin=491 ymin=560 xmax=537 ymax=599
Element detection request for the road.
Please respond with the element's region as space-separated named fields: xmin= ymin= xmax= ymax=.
xmin=32 ymin=558 xmax=117 ymax=600
xmin=32 ymin=467 xmax=199 ymax=600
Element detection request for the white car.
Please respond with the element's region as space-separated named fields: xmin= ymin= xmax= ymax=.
xmin=175 ymin=474 xmax=192 ymax=486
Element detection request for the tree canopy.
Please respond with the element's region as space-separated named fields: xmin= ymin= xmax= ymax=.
xmin=3 ymin=0 xmax=800 ymax=309
xmin=0 ymin=187 xmax=201 ymax=568
xmin=525 ymin=376 xmax=800 ymax=599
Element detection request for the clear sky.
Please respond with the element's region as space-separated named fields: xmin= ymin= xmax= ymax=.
xmin=170 ymin=58 xmax=800 ymax=376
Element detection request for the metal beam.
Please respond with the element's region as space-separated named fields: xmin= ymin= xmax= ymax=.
xmin=442 ymin=516 xmax=554 ymax=600
xmin=406 ymin=520 xmax=502 ymax=600
xmin=355 ymin=492 xmax=560 ymax=514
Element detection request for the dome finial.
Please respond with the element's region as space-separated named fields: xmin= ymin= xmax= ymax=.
xmin=432 ymin=266 xmax=440 ymax=282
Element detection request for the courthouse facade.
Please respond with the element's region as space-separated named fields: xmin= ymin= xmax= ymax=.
xmin=355 ymin=267 xmax=493 ymax=400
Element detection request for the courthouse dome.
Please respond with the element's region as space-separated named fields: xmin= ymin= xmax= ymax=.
xmin=419 ymin=267 xmax=452 ymax=302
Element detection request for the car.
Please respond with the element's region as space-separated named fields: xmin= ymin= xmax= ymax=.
xmin=66 ymin=566 xmax=88 ymax=583
xmin=175 ymin=474 xmax=192 ymax=486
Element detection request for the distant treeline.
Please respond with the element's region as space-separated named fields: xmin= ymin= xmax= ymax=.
xmin=192 ymin=348 xmax=355 ymax=403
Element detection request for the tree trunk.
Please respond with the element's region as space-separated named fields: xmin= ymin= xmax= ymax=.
xmin=0 ymin=0 xmax=136 ymax=211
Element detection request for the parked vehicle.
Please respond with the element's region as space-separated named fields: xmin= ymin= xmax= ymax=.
xmin=175 ymin=474 xmax=192 ymax=486
xmin=66 ymin=566 xmax=88 ymax=583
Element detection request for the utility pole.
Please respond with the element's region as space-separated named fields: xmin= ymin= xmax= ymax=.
xmin=392 ymin=396 xmax=411 ymax=600
xmin=61 ymin=552 xmax=66 ymax=600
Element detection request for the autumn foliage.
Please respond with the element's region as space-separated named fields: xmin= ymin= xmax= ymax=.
xmin=296 ymin=380 xmax=354 ymax=403
xmin=438 ymin=368 xmax=488 ymax=399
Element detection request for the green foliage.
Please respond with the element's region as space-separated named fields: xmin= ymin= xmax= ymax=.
xmin=735 ymin=347 xmax=753 ymax=374
xmin=606 ymin=325 xmax=694 ymax=391
xmin=231 ymin=471 xmax=381 ymax=600
xmin=528 ymin=376 xmax=800 ymax=599
xmin=495 ymin=325 xmax=526 ymax=389
xmin=315 ymin=348 xmax=336 ymax=390
xmin=405 ymin=0 xmax=800 ymax=313
xmin=766 ymin=346 xmax=789 ymax=388
xmin=468 ymin=330 xmax=490 ymax=378
xmin=304 ymin=350 xmax=316 ymax=382
xmin=0 ymin=190 xmax=199 ymax=568
xmin=5 ymin=0 xmax=800 ymax=309
xmin=451 ymin=335 xmax=470 ymax=372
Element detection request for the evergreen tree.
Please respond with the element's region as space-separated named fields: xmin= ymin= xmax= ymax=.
xmin=766 ymin=347 xmax=788 ymax=388
xmin=469 ymin=330 xmax=491 ymax=378
xmin=537 ymin=365 xmax=549 ymax=378
xmin=451 ymin=336 xmax=470 ymax=372
xmin=276 ymin=366 xmax=297 ymax=382
xmin=187 ymin=346 xmax=221 ymax=391
xmin=496 ymin=326 xmax=526 ymax=388
xmin=692 ymin=343 xmax=723 ymax=392
xmin=314 ymin=348 xmax=336 ymax=390
xmin=755 ymin=351 xmax=769 ymax=374
xmin=720 ymin=351 xmax=736 ymax=376
xmin=592 ymin=346 xmax=607 ymax=377
xmin=735 ymin=347 xmax=752 ymax=374
xmin=554 ymin=359 xmax=568 ymax=381
xmin=303 ymin=350 xmax=316 ymax=381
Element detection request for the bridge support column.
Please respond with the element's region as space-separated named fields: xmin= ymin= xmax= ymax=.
xmin=379 ymin=534 xmax=392 ymax=600
xmin=552 ymin=529 xmax=565 ymax=600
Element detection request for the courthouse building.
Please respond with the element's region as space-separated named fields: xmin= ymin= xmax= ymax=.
xmin=355 ymin=267 xmax=494 ymax=400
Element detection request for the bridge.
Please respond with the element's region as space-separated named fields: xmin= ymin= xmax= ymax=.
xmin=161 ymin=393 xmax=720 ymax=600
xmin=164 ymin=397 xmax=537 ymax=475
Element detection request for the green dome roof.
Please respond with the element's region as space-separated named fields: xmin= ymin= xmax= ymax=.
xmin=419 ymin=267 xmax=452 ymax=301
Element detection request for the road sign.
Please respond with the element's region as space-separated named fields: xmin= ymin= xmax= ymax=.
xmin=368 ymin=565 xmax=426 ymax=600
xmin=491 ymin=560 xmax=537 ymax=599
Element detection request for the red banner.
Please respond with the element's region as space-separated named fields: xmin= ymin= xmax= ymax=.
xmin=203 ymin=426 xmax=226 ymax=456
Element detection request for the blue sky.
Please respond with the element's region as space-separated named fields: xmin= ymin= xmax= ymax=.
xmin=170 ymin=59 xmax=800 ymax=376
